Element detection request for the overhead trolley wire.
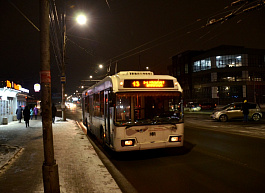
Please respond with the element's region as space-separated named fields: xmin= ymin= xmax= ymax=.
xmin=104 ymin=0 xmax=264 ymax=70
xmin=8 ymin=0 xmax=40 ymax=32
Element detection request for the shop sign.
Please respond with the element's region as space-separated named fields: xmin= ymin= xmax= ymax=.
xmin=5 ymin=80 xmax=29 ymax=93
xmin=6 ymin=80 xmax=12 ymax=88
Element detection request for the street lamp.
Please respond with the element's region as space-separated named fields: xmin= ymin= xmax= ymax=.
xmin=61 ymin=12 xmax=87 ymax=121
xmin=76 ymin=14 xmax=87 ymax=25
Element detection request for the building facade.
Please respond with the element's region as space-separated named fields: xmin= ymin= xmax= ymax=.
xmin=0 ymin=80 xmax=29 ymax=124
xmin=171 ymin=45 xmax=265 ymax=105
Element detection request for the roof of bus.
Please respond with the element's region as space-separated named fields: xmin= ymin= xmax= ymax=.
xmin=82 ymin=71 xmax=182 ymax=96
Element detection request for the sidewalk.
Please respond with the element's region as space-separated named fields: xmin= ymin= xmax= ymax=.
xmin=0 ymin=117 xmax=121 ymax=193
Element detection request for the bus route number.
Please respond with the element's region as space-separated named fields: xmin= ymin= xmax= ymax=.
xmin=132 ymin=80 xmax=165 ymax=88
xmin=132 ymin=81 xmax=140 ymax=87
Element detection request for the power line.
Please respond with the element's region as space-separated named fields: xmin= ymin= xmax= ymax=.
xmin=101 ymin=4 xmax=238 ymax=67
xmin=206 ymin=0 xmax=264 ymax=26
xmin=105 ymin=0 xmax=264 ymax=72
xmin=8 ymin=0 xmax=40 ymax=31
xmin=49 ymin=0 xmax=64 ymax=72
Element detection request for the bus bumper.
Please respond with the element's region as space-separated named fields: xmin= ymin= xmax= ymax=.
xmin=113 ymin=137 xmax=183 ymax=152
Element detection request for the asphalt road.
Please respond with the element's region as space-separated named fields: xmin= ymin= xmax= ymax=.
xmin=65 ymin=107 xmax=265 ymax=193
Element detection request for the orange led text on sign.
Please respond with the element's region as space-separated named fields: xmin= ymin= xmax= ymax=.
xmin=14 ymin=83 xmax=21 ymax=90
xmin=131 ymin=80 xmax=165 ymax=88
xmin=143 ymin=81 xmax=165 ymax=87
xmin=132 ymin=81 xmax=140 ymax=87
xmin=6 ymin=80 xmax=11 ymax=88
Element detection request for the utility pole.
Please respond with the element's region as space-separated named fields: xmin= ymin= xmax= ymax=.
xmin=61 ymin=7 xmax=66 ymax=121
xmin=40 ymin=0 xmax=60 ymax=192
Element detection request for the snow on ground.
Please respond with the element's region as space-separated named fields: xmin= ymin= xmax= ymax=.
xmin=0 ymin=144 xmax=21 ymax=170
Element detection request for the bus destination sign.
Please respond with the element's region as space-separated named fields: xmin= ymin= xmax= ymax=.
xmin=124 ymin=79 xmax=174 ymax=88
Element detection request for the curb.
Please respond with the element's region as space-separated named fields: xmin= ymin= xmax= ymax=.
xmin=76 ymin=121 xmax=138 ymax=193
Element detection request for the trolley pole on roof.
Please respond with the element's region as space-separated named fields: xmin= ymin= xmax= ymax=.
xmin=40 ymin=0 xmax=60 ymax=192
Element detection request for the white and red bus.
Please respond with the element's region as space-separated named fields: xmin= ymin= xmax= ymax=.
xmin=82 ymin=71 xmax=184 ymax=152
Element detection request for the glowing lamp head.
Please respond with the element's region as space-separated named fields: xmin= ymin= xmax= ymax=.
xmin=76 ymin=14 xmax=87 ymax=25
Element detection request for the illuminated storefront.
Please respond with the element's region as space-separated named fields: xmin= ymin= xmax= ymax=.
xmin=0 ymin=80 xmax=29 ymax=124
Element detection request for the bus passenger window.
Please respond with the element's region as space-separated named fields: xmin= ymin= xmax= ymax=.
xmin=94 ymin=93 xmax=100 ymax=117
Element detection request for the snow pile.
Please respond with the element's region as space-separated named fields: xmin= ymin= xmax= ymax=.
xmin=0 ymin=144 xmax=21 ymax=169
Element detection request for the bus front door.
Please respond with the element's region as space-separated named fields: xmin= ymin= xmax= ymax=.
xmin=104 ymin=93 xmax=112 ymax=145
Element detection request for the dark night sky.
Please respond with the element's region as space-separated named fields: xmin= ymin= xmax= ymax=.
xmin=1 ymin=0 xmax=265 ymax=95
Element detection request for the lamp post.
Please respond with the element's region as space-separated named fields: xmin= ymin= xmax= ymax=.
xmin=61 ymin=9 xmax=66 ymax=121
xmin=61 ymin=12 xmax=87 ymax=121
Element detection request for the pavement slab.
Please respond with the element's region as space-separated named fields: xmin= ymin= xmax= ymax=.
xmin=0 ymin=118 xmax=121 ymax=193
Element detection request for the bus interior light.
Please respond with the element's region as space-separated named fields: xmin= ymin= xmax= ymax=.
xmin=169 ymin=136 xmax=181 ymax=142
xmin=121 ymin=139 xmax=135 ymax=147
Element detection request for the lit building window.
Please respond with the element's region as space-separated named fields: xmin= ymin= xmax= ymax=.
xmin=193 ymin=58 xmax=211 ymax=72
xmin=216 ymin=55 xmax=242 ymax=68
xmin=193 ymin=61 xmax=200 ymax=72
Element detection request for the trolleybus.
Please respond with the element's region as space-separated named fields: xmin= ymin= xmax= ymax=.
xmin=82 ymin=71 xmax=184 ymax=152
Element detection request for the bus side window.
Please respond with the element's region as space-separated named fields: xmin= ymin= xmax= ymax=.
xmin=89 ymin=95 xmax=93 ymax=116
xmin=100 ymin=91 xmax=104 ymax=116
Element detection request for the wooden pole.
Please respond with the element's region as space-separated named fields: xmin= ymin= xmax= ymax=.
xmin=40 ymin=0 xmax=60 ymax=192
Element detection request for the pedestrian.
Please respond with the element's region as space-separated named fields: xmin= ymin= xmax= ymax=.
xmin=52 ymin=103 xmax=57 ymax=123
xmin=30 ymin=107 xmax=34 ymax=120
xmin=33 ymin=105 xmax=38 ymax=120
xmin=242 ymin=100 xmax=249 ymax=122
xmin=16 ymin=106 xmax=23 ymax=123
xmin=23 ymin=106 xmax=30 ymax=127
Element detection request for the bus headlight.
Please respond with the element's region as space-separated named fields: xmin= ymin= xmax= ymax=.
xmin=169 ymin=136 xmax=181 ymax=142
xmin=121 ymin=139 xmax=135 ymax=147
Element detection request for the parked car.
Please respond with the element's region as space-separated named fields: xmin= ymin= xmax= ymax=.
xmin=187 ymin=102 xmax=201 ymax=112
xmin=210 ymin=102 xmax=262 ymax=122
xmin=200 ymin=102 xmax=216 ymax=110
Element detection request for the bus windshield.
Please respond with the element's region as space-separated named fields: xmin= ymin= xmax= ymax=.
xmin=115 ymin=91 xmax=183 ymax=126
